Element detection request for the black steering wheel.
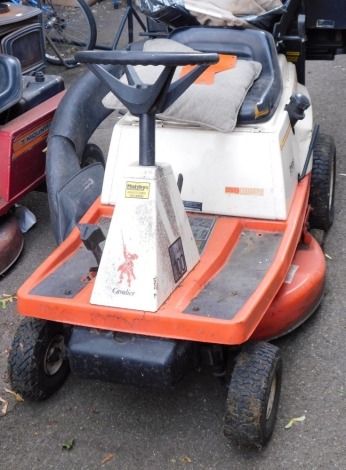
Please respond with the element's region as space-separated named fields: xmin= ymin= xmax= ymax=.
xmin=75 ymin=50 xmax=219 ymax=67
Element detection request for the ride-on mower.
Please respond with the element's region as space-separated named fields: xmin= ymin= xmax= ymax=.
xmin=0 ymin=2 xmax=65 ymax=274
xmin=8 ymin=0 xmax=337 ymax=448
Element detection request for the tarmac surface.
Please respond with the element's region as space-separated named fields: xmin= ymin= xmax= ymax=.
xmin=1 ymin=2 xmax=346 ymax=468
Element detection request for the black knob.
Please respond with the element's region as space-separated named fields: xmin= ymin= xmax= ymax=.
xmin=35 ymin=70 xmax=45 ymax=82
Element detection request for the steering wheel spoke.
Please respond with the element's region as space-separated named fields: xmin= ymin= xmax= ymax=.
xmin=74 ymin=50 xmax=219 ymax=115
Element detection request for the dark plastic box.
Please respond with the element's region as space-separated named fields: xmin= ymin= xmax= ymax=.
xmin=306 ymin=0 xmax=346 ymax=30
xmin=68 ymin=327 xmax=199 ymax=388
xmin=3 ymin=73 xmax=64 ymax=122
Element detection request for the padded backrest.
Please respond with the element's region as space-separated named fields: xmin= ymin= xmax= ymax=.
xmin=168 ymin=26 xmax=283 ymax=123
xmin=0 ymin=54 xmax=22 ymax=114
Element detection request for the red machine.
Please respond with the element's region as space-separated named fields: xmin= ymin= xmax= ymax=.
xmin=0 ymin=3 xmax=65 ymax=274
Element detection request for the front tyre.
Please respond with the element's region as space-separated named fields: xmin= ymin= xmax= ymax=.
xmin=223 ymin=342 xmax=282 ymax=448
xmin=8 ymin=317 xmax=70 ymax=400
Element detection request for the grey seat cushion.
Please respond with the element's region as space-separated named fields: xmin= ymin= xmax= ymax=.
xmin=102 ymin=38 xmax=262 ymax=133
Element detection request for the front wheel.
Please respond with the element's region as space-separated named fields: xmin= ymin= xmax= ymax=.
xmin=41 ymin=0 xmax=97 ymax=65
xmin=223 ymin=342 xmax=282 ymax=448
xmin=8 ymin=317 xmax=70 ymax=400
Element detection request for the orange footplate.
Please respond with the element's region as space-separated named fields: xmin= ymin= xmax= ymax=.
xmin=18 ymin=176 xmax=324 ymax=345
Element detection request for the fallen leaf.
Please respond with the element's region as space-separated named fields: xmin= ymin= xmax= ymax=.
xmin=62 ymin=438 xmax=75 ymax=450
xmin=179 ymin=456 xmax=192 ymax=463
xmin=4 ymin=388 xmax=24 ymax=402
xmin=0 ymin=397 xmax=8 ymax=415
xmin=101 ymin=454 xmax=114 ymax=465
xmin=285 ymin=415 xmax=306 ymax=429
xmin=0 ymin=294 xmax=17 ymax=310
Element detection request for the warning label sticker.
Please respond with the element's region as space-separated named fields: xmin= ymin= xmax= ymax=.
xmin=189 ymin=216 xmax=216 ymax=254
xmin=125 ymin=181 xmax=150 ymax=199
xmin=169 ymin=237 xmax=187 ymax=283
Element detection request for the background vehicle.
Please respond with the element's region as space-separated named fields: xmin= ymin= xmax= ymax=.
xmin=0 ymin=3 xmax=65 ymax=273
xmin=8 ymin=0 xmax=97 ymax=66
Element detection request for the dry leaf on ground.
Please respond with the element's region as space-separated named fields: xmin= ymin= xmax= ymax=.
xmin=285 ymin=415 xmax=306 ymax=429
xmin=4 ymin=388 xmax=24 ymax=402
xmin=101 ymin=454 xmax=114 ymax=465
xmin=0 ymin=397 xmax=9 ymax=415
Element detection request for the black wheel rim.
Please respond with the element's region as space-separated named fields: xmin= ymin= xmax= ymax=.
xmin=44 ymin=334 xmax=66 ymax=376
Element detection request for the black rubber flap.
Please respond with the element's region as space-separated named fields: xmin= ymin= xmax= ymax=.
xmin=56 ymin=163 xmax=104 ymax=243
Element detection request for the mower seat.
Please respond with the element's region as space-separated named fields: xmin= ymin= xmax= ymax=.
xmin=0 ymin=54 xmax=22 ymax=114
xmin=168 ymin=26 xmax=283 ymax=123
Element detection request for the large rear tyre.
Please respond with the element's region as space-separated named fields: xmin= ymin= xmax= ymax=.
xmin=309 ymin=133 xmax=336 ymax=232
xmin=223 ymin=342 xmax=282 ymax=448
xmin=39 ymin=0 xmax=97 ymax=66
xmin=8 ymin=317 xmax=70 ymax=400
xmin=81 ymin=142 xmax=105 ymax=168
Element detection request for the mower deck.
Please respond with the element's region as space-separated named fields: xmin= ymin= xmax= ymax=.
xmin=0 ymin=213 xmax=23 ymax=275
xmin=17 ymin=175 xmax=325 ymax=345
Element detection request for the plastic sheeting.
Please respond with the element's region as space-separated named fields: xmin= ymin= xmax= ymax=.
xmin=136 ymin=0 xmax=185 ymax=14
xmin=187 ymin=0 xmax=283 ymax=17
xmin=136 ymin=0 xmax=283 ymax=27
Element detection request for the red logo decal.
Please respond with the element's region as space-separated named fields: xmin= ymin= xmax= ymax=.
xmin=117 ymin=242 xmax=138 ymax=287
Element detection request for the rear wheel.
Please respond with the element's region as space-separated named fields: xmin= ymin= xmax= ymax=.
xmin=8 ymin=317 xmax=70 ymax=400
xmin=39 ymin=0 xmax=97 ymax=65
xmin=223 ymin=342 xmax=282 ymax=448
xmin=309 ymin=133 xmax=336 ymax=231
xmin=81 ymin=142 xmax=105 ymax=168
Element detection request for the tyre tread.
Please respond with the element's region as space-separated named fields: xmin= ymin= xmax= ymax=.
xmin=224 ymin=342 xmax=282 ymax=448
xmin=8 ymin=317 xmax=69 ymax=401
xmin=309 ymin=133 xmax=336 ymax=231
